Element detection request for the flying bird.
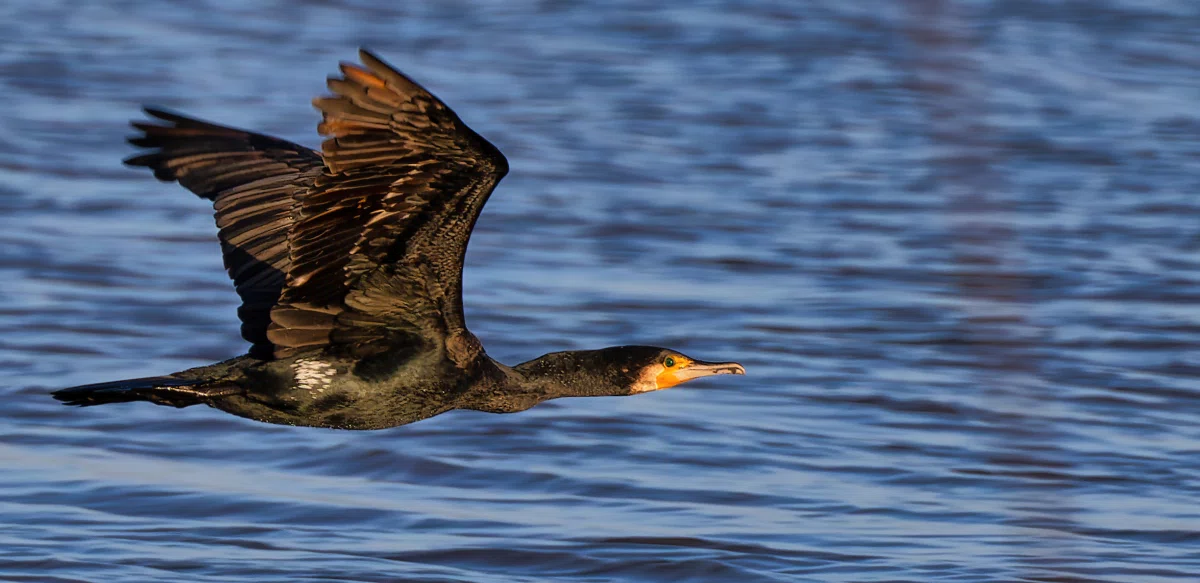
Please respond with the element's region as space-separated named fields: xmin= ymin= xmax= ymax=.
xmin=52 ymin=50 xmax=744 ymax=429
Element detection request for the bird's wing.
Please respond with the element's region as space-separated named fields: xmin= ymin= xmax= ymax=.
xmin=266 ymin=49 xmax=508 ymax=362
xmin=125 ymin=108 xmax=324 ymax=358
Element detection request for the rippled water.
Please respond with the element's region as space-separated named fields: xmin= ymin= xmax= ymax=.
xmin=3 ymin=1 xmax=1199 ymax=581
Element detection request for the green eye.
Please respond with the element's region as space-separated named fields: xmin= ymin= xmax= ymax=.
xmin=664 ymin=356 xmax=676 ymax=368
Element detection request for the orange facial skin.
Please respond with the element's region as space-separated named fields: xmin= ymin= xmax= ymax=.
xmin=654 ymin=355 xmax=745 ymax=390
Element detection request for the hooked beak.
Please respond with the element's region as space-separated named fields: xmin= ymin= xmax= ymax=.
xmin=656 ymin=359 xmax=746 ymax=389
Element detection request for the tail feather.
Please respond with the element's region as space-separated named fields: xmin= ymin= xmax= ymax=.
xmin=52 ymin=377 xmax=235 ymax=408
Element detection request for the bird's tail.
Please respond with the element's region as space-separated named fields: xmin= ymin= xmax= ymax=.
xmin=52 ymin=376 xmax=238 ymax=408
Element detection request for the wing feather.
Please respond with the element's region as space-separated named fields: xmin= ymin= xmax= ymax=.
xmin=125 ymin=108 xmax=323 ymax=358
xmin=267 ymin=49 xmax=507 ymax=360
xmin=128 ymin=51 xmax=508 ymax=365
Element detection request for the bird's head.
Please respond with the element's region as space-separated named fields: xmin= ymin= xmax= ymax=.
xmin=515 ymin=345 xmax=745 ymax=398
xmin=613 ymin=345 xmax=747 ymax=394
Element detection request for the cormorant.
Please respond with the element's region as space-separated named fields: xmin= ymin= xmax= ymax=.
xmin=52 ymin=50 xmax=745 ymax=430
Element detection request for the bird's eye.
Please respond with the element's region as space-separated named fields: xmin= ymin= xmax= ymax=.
xmin=664 ymin=356 xmax=676 ymax=368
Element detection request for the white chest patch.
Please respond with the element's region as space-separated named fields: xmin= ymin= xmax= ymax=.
xmin=293 ymin=359 xmax=337 ymax=393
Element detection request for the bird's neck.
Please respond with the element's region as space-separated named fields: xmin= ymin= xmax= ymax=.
xmin=455 ymin=352 xmax=608 ymax=415
xmin=460 ymin=350 xmax=636 ymax=414
xmin=510 ymin=351 xmax=624 ymax=399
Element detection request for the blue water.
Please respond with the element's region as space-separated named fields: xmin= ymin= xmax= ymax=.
xmin=2 ymin=1 xmax=1199 ymax=581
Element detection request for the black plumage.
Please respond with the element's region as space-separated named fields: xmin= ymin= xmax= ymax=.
xmin=124 ymin=107 xmax=324 ymax=358
xmin=52 ymin=50 xmax=743 ymax=429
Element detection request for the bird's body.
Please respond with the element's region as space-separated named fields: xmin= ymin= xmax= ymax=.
xmin=124 ymin=352 xmax=488 ymax=430
xmin=53 ymin=50 xmax=744 ymax=429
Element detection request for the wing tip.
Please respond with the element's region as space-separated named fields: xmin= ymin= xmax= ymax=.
xmin=341 ymin=48 xmax=387 ymax=82
xmin=122 ymin=152 xmax=153 ymax=167
xmin=358 ymin=47 xmax=382 ymax=66
xmin=141 ymin=105 xmax=176 ymax=120
xmin=354 ymin=48 xmax=424 ymax=90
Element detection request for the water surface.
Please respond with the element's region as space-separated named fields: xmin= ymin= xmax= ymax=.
xmin=2 ymin=1 xmax=1199 ymax=581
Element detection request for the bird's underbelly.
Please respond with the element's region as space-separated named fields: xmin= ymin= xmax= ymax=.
xmin=211 ymin=377 xmax=462 ymax=430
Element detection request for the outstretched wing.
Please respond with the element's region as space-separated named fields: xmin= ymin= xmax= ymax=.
xmin=266 ymin=49 xmax=508 ymax=361
xmin=125 ymin=108 xmax=324 ymax=358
